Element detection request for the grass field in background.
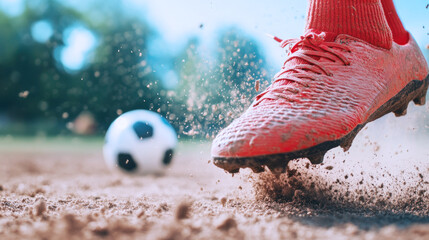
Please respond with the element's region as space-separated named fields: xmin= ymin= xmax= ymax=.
xmin=0 ymin=136 xmax=211 ymax=154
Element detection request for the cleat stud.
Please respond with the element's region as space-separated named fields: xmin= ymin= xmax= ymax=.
xmin=266 ymin=164 xmax=286 ymax=175
xmin=249 ymin=165 xmax=265 ymax=173
xmin=228 ymin=168 xmax=240 ymax=174
xmin=413 ymin=95 xmax=426 ymax=106
xmin=393 ymin=104 xmax=408 ymax=117
xmin=340 ymin=129 xmax=358 ymax=152
xmin=340 ymin=140 xmax=352 ymax=152
xmin=307 ymin=151 xmax=326 ymax=164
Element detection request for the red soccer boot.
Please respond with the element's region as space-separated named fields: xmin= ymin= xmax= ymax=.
xmin=211 ymin=31 xmax=429 ymax=174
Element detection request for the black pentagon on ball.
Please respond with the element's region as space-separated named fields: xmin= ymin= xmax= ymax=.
xmin=132 ymin=121 xmax=153 ymax=140
xmin=117 ymin=153 xmax=138 ymax=172
xmin=162 ymin=149 xmax=174 ymax=165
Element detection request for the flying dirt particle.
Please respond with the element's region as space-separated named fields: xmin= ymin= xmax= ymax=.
xmin=255 ymin=80 xmax=260 ymax=92
xmin=100 ymin=207 xmax=107 ymax=215
xmin=374 ymin=144 xmax=380 ymax=152
xmin=137 ymin=209 xmax=145 ymax=218
xmin=0 ymin=185 xmax=3 ymax=191
xmin=253 ymin=172 xmax=296 ymax=201
xmin=157 ymin=203 xmax=169 ymax=213
xmin=34 ymin=198 xmax=46 ymax=216
xmin=220 ymin=197 xmax=227 ymax=207
xmin=199 ymin=23 xmax=204 ymax=29
xmin=72 ymin=112 xmax=96 ymax=135
xmin=216 ymin=217 xmax=237 ymax=231
xmin=18 ymin=90 xmax=29 ymax=98
xmin=325 ymin=166 xmax=334 ymax=170
xmin=175 ymin=201 xmax=191 ymax=220
xmin=238 ymin=186 xmax=243 ymax=190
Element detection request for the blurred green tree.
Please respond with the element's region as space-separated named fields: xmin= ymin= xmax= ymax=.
xmin=0 ymin=0 xmax=83 ymax=131
xmin=173 ymin=37 xmax=210 ymax=137
xmin=172 ymin=28 xmax=270 ymax=138
xmin=80 ymin=9 xmax=164 ymax=131
xmin=0 ymin=0 xmax=168 ymax=134
xmin=209 ymin=27 xmax=269 ymax=133
xmin=0 ymin=1 xmax=270 ymax=138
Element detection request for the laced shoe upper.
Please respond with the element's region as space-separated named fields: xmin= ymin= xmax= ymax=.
xmin=254 ymin=32 xmax=351 ymax=106
xmin=211 ymin=31 xmax=428 ymax=158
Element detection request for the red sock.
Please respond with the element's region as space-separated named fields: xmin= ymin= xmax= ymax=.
xmin=305 ymin=0 xmax=393 ymax=49
xmin=380 ymin=0 xmax=409 ymax=45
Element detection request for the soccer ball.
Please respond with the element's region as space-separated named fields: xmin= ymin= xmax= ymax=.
xmin=103 ymin=110 xmax=177 ymax=175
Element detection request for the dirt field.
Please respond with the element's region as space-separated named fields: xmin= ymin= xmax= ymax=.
xmin=1 ymin=114 xmax=429 ymax=240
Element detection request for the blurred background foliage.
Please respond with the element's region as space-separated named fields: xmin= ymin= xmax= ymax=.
xmin=0 ymin=0 xmax=270 ymax=138
xmin=0 ymin=0 xmax=428 ymax=139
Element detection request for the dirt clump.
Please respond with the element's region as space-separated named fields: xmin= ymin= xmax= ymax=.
xmin=1 ymin=140 xmax=429 ymax=239
xmin=175 ymin=201 xmax=191 ymax=220
xmin=216 ymin=217 xmax=237 ymax=231
xmin=34 ymin=198 xmax=46 ymax=217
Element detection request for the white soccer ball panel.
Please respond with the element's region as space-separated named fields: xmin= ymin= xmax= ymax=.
xmin=103 ymin=110 xmax=177 ymax=175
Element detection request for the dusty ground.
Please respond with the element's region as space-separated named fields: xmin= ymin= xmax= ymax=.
xmin=1 ymin=109 xmax=429 ymax=240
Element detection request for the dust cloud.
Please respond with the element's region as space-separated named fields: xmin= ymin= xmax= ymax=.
xmin=253 ymin=102 xmax=429 ymax=215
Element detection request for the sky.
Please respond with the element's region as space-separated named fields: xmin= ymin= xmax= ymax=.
xmin=124 ymin=0 xmax=308 ymax=69
xmin=0 ymin=0 xmax=428 ymax=72
xmin=124 ymin=0 xmax=429 ymax=67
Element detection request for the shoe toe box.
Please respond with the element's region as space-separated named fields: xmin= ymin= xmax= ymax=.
xmin=211 ymin=101 xmax=357 ymax=158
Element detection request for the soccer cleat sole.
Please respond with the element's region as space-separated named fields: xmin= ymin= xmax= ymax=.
xmin=213 ymin=74 xmax=429 ymax=174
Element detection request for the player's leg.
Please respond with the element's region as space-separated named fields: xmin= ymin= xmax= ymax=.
xmin=211 ymin=0 xmax=429 ymax=173
xmin=306 ymin=0 xmax=392 ymax=49
xmin=380 ymin=0 xmax=409 ymax=45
